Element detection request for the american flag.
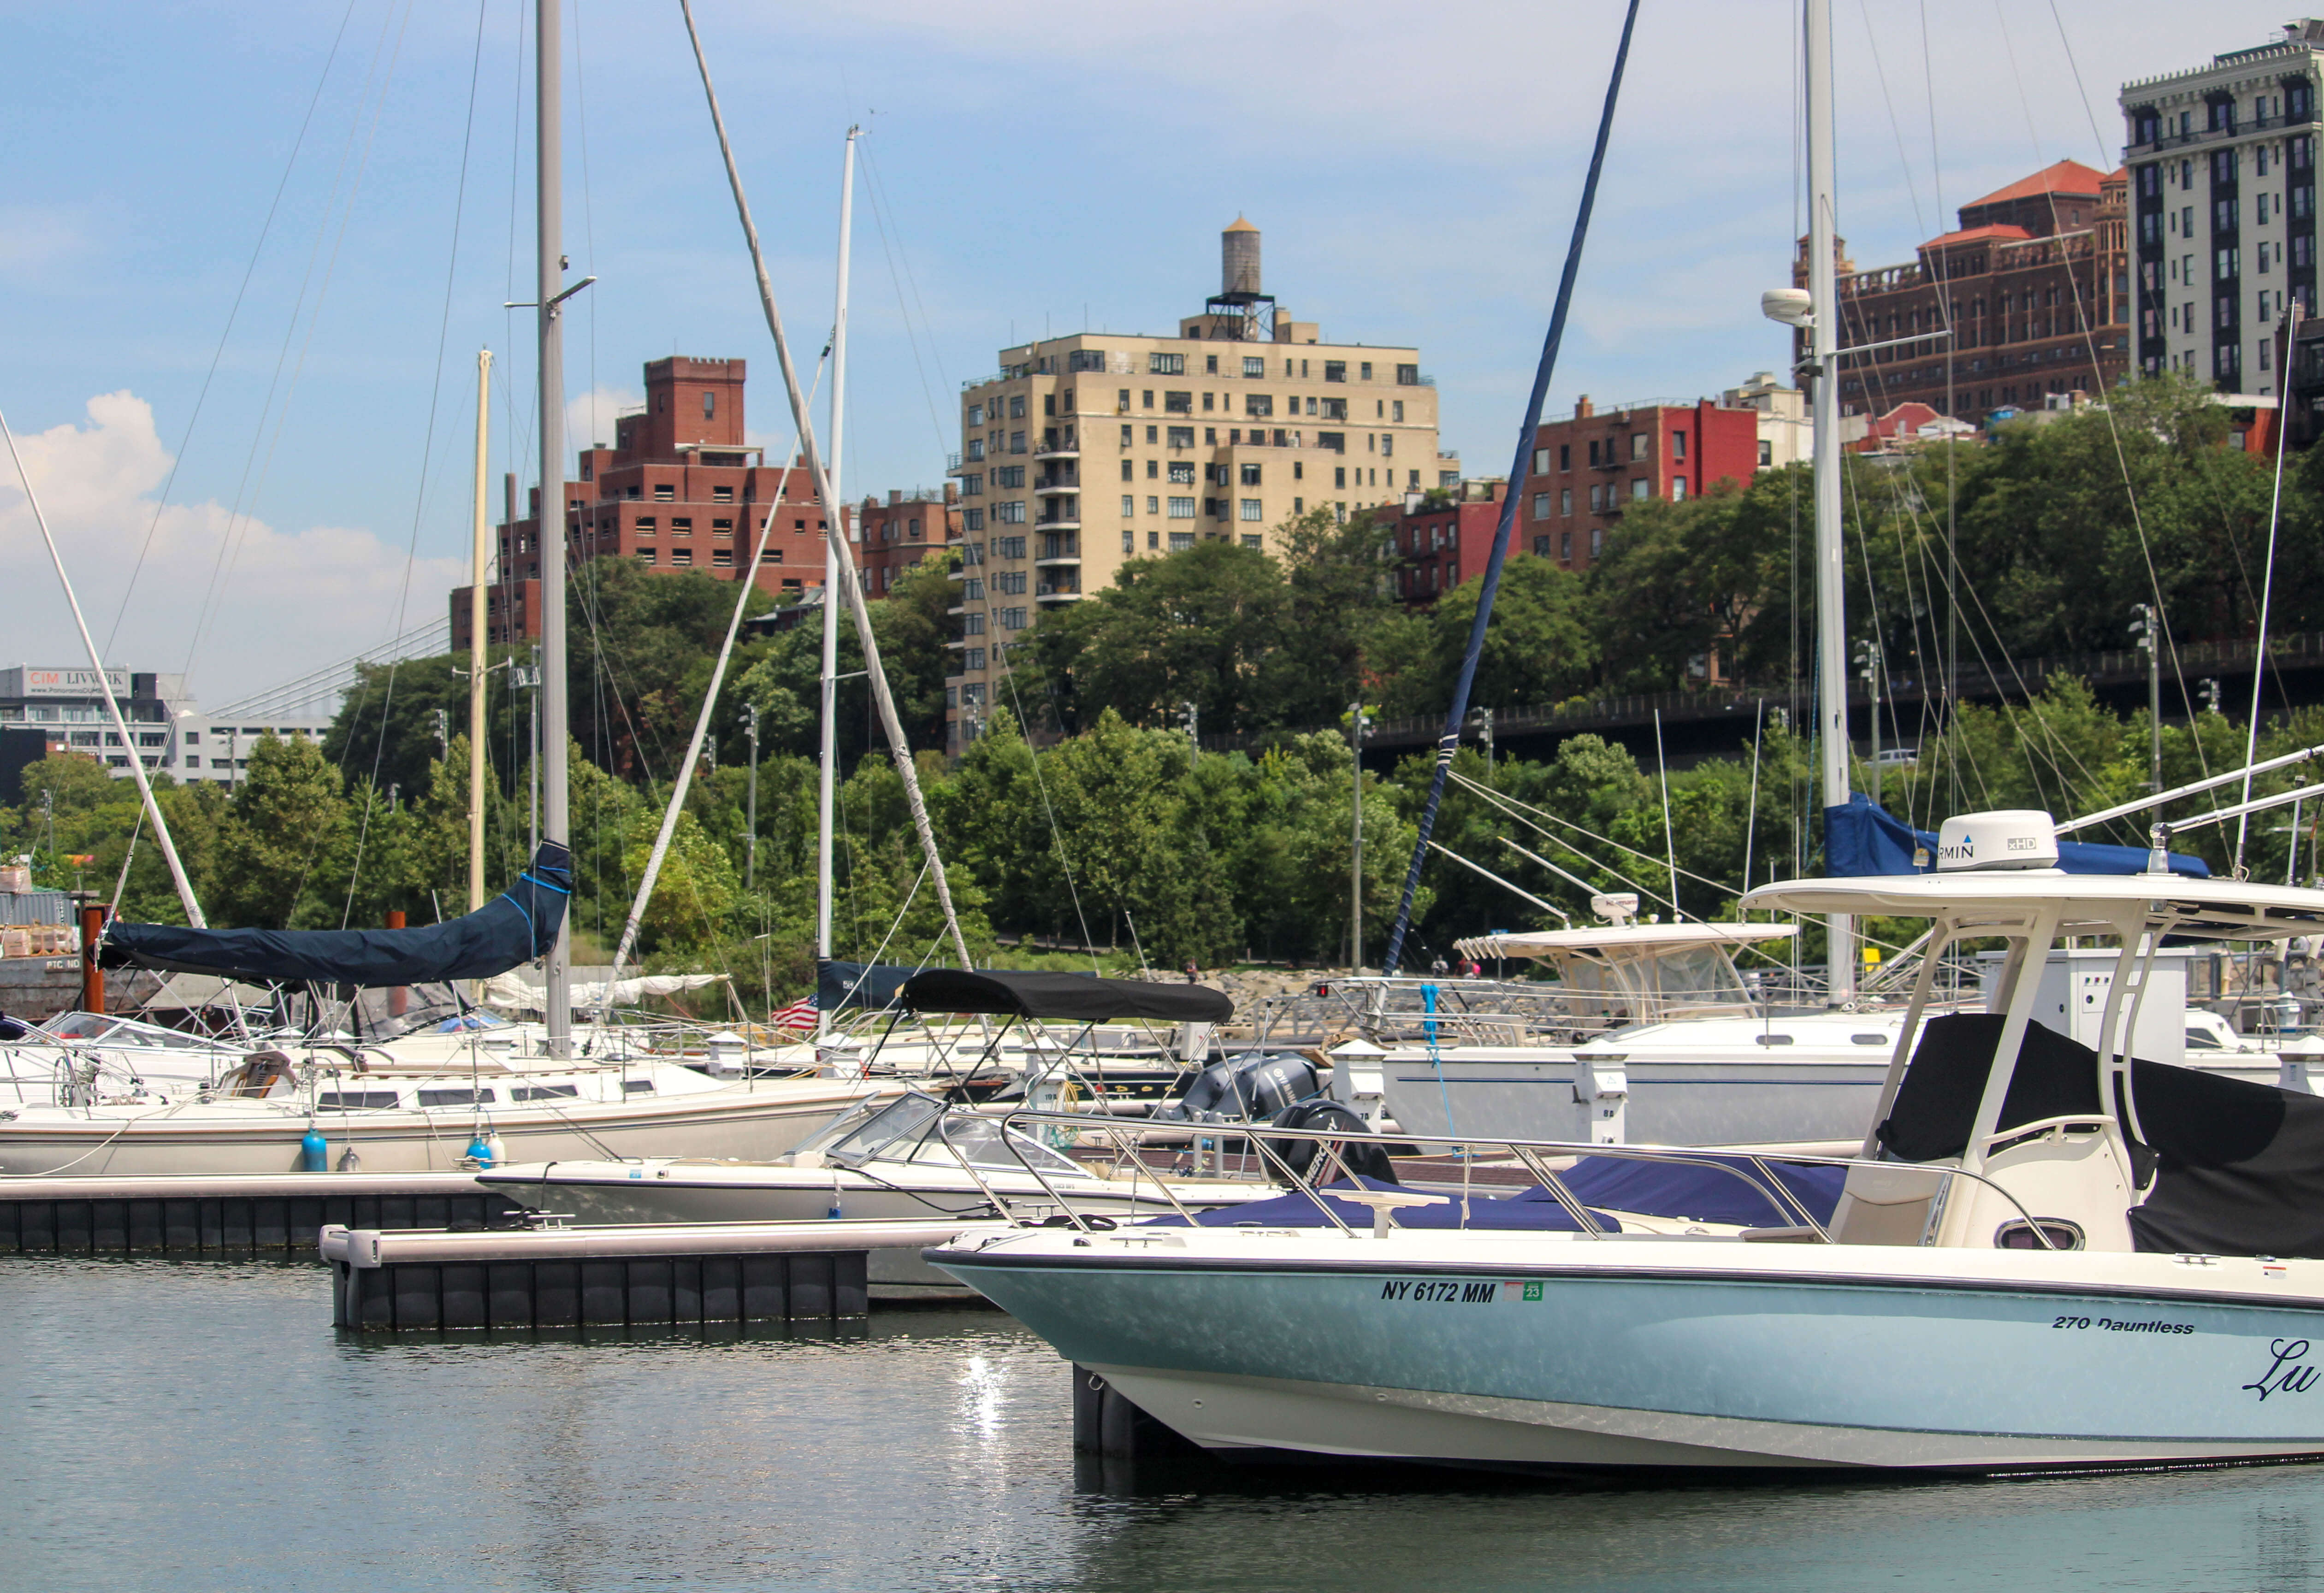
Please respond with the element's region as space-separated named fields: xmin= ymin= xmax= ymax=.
xmin=771 ymin=994 xmax=818 ymax=1031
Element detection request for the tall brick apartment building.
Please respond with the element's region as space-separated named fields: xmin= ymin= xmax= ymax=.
xmin=452 ymin=356 xmax=842 ymax=647
xmin=857 ymin=485 xmax=962 ymax=596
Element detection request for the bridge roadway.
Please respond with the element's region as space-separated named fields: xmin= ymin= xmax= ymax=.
xmin=1186 ymin=630 xmax=2324 ymax=770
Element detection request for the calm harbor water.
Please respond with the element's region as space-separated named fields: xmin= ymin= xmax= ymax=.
xmin=6 ymin=1254 xmax=2324 ymax=1591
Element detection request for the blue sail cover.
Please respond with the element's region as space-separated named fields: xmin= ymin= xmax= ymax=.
xmin=99 ymin=842 xmax=572 ymax=987
xmin=1824 ymin=793 xmax=2208 ymax=879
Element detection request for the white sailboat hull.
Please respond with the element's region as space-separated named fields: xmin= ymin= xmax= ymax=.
xmin=0 ymin=1079 xmax=890 ymax=1177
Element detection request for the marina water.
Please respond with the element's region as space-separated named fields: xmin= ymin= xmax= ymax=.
xmin=6 ymin=1255 xmax=2324 ymax=1590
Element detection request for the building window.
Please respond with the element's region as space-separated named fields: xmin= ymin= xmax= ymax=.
xmin=1149 ymin=353 xmax=1185 ymax=375
xmin=1245 ymin=394 xmax=1273 ymax=418
xmin=1671 ymin=478 xmax=1688 ymax=502
xmin=1167 ymin=426 xmax=1195 ymax=448
xmin=1242 ymin=356 xmax=1265 ymax=378
xmin=1590 ymin=527 xmax=1603 ymax=557
xmin=1169 ymin=531 xmax=1195 ymax=551
xmin=1165 ymin=390 xmax=1193 ymax=413
xmin=712 ymin=518 xmax=733 ymax=534
xmin=1631 ymin=478 xmax=1650 ymax=500
xmin=636 ymin=517 xmax=656 ymax=535
xmin=964 ymin=613 xmax=986 ymax=636
xmin=1560 ymin=531 xmax=1573 ymax=560
xmin=1671 ymin=431 xmax=1686 ymax=461
xmin=1560 ymin=488 xmax=1573 ymax=515
xmin=713 ymin=485 xmax=734 ymax=503
xmin=712 ymin=549 xmax=733 ymax=566
xmin=1320 ymin=398 xmax=1347 ymax=421
xmin=994 ymin=571 xmax=1027 ymax=595
xmin=1239 ymin=498 xmax=1263 ymax=521
xmin=1168 ymin=461 xmax=1195 ymax=485
xmin=672 ymin=517 xmax=693 ymax=536
xmin=636 ymin=549 xmax=656 ymax=564
xmin=995 ymin=501 xmax=1027 ymax=524
xmin=1532 ymin=448 xmax=1552 ymax=474
xmin=1240 ymin=462 xmax=1263 ymax=485
xmin=963 ymin=507 xmax=985 ymax=531
xmin=1391 ymin=400 xmax=1404 ymax=423
xmin=1000 ymin=608 xmax=1028 ymax=631
xmin=1323 ymin=360 xmax=1347 ymax=382
xmin=1168 ymin=496 xmax=1196 ymax=519
xmin=1532 ymin=492 xmax=1552 ymax=520
xmin=671 ymin=549 xmax=693 ymax=566
xmin=1588 ymin=484 xmax=1603 ymax=512
xmin=968 ymin=404 xmax=985 ymax=426
xmin=995 ymin=535 xmax=1028 ymax=559
xmin=1121 ymin=494 xmax=1136 ymax=517
xmin=1122 ymin=528 xmax=1134 ymax=552
xmin=1334 ymin=466 xmax=1347 ymax=489
xmin=1360 ymin=362 xmax=1372 ymax=380
xmin=1758 ymin=439 xmax=1774 ymax=467
xmin=1630 ymin=433 xmax=1649 ymax=460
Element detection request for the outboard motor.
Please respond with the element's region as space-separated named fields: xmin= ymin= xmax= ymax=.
xmin=1154 ymin=1052 xmax=1317 ymax=1123
xmin=1268 ymin=1099 xmax=1397 ymax=1184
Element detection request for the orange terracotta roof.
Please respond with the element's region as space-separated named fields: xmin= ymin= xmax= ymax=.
xmin=1922 ymin=223 xmax=2033 ymax=250
xmin=1962 ymin=159 xmax=2107 ymax=209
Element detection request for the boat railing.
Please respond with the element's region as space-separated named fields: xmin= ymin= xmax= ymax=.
xmin=985 ymin=1109 xmax=2068 ymax=1251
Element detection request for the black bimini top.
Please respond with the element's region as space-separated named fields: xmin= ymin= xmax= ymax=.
xmin=899 ymin=968 xmax=1233 ymax=1023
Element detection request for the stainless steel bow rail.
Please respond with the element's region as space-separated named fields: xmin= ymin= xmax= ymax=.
xmin=985 ymin=1109 xmax=2069 ymax=1249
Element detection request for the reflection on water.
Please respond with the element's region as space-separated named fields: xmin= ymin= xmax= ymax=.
xmin=6 ymin=1254 xmax=2324 ymax=1591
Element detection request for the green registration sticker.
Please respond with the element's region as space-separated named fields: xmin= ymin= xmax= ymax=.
xmin=1522 ymin=1281 xmax=1543 ymax=1302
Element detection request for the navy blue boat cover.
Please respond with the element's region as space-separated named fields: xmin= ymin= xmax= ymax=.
xmin=817 ymin=959 xmax=918 ymax=1013
xmin=99 ymin=842 xmax=572 ymax=987
xmin=1824 ymin=792 xmax=2208 ymax=878
xmin=1154 ymin=1157 xmax=1845 ymax=1233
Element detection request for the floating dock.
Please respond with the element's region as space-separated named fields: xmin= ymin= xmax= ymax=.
xmin=0 ymin=1171 xmax=520 ymax=1254
xmin=321 ymin=1217 xmax=1004 ymax=1330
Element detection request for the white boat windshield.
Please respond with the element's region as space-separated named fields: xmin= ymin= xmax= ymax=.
xmin=1549 ymin=941 xmax=1756 ymax=1027
xmin=39 ymin=1012 xmax=228 ymax=1050
xmin=806 ymin=1092 xmax=1082 ymax=1176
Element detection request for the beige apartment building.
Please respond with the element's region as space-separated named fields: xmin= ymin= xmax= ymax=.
xmin=946 ymin=219 xmax=1455 ymax=747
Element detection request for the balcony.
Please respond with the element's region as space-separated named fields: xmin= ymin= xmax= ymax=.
xmin=1034 ymin=473 xmax=1079 ymax=494
xmin=1035 ymin=585 xmax=1083 ymax=603
xmin=1034 ymin=434 xmax=1079 ymax=460
xmin=1035 ymin=512 xmax=1080 ymax=531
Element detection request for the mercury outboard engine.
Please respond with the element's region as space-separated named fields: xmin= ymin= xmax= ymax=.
xmin=1268 ymin=1099 xmax=1397 ymax=1184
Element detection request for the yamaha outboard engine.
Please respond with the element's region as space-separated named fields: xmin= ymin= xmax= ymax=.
xmin=1154 ymin=1052 xmax=1317 ymax=1123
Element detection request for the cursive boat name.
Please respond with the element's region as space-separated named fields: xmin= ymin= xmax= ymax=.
xmin=2244 ymin=1339 xmax=2322 ymax=1402
xmin=1380 ymin=1279 xmax=1497 ymax=1304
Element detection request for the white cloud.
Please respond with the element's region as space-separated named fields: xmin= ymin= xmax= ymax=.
xmin=565 ymin=384 xmax=640 ymax=450
xmin=0 ymin=392 xmax=464 ymax=706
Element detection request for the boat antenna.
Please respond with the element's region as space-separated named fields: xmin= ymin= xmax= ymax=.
xmin=1380 ymin=0 xmax=1639 ymax=974
xmin=678 ymin=0 xmax=971 ymax=968
xmin=2 ymin=408 xmax=207 ymax=930
xmin=2234 ymin=315 xmax=2299 ymax=878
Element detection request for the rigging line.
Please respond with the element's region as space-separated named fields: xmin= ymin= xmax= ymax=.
xmin=1382 ymin=0 xmax=1639 ymax=976
xmin=854 ymin=141 xmax=952 ymax=457
xmin=1443 ymin=767 xmax=1736 ymax=897
xmin=105 ymin=0 xmax=362 ymax=655
xmin=1999 ymin=1 xmax=2206 ymax=763
xmin=1920 ymin=0 xmax=1961 ymax=820
xmin=343 ymin=0 xmax=491 ymax=929
xmin=178 ymin=0 xmax=403 ymax=687
xmin=991 ymin=644 xmax=1100 ymax=970
xmin=2235 ymin=324 xmax=2297 ymax=876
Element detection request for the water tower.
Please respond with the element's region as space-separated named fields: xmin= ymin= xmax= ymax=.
xmin=1205 ymin=216 xmax=1276 ymax=340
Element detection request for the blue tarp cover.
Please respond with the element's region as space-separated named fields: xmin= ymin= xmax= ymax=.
xmin=1824 ymin=793 xmax=2208 ymax=879
xmin=100 ymin=842 xmax=572 ymax=988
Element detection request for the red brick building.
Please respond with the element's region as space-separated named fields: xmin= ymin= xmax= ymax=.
xmin=453 ymin=356 xmax=843 ymax=647
xmin=1514 ymin=396 xmax=1762 ymax=574
xmin=1390 ymin=480 xmax=1509 ymax=607
xmin=1798 ymin=160 xmax=2131 ymax=422
xmin=856 ymin=485 xmax=963 ymax=597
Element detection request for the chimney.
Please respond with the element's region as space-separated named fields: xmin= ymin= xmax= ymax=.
xmin=1575 ymin=395 xmax=1594 ymax=419
xmin=1222 ymin=216 xmax=1262 ymax=298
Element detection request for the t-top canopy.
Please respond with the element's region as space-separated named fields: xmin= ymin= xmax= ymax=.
xmin=1455 ymin=922 xmax=1797 ymax=962
xmin=899 ymin=968 xmax=1234 ymax=1023
xmin=1743 ymin=870 xmax=2324 ymax=942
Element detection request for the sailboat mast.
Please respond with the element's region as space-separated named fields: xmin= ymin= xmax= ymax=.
xmin=1806 ymin=0 xmax=1854 ymax=1005
xmin=816 ymin=126 xmax=858 ymax=1029
xmin=537 ymin=0 xmax=573 ymax=1054
xmin=469 ymin=348 xmax=492 ymax=913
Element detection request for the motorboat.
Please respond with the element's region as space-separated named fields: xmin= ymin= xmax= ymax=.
xmin=931 ymin=809 xmax=2324 ymax=1474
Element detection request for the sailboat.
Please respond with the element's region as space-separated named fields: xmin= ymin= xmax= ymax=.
xmin=925 ymin=1 xmax=2324 ymax=1475
xmin=0 ymin=0 xmax=893 ymax=1176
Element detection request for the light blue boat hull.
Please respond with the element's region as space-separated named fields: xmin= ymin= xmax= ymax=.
xmin=935 ymin=1246 xmax=2324 ymax=1470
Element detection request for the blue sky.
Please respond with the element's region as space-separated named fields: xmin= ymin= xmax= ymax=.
xmin=0 ymin=0 xmax=2294 ymax=703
